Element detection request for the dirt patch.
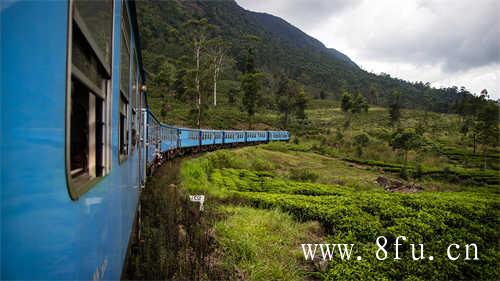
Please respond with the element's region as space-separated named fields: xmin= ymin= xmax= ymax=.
xmin=375 ymin=176 xmax=423 ymax=193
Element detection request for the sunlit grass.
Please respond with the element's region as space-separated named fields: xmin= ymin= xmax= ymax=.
xmin=215 ymin=206 xmax=321 ymax=281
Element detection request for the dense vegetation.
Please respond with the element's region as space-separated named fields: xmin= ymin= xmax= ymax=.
xmin=131 ymin=1 xmax=500 ymax=280
xmin=173 ymin=100 xmax=498 ymax=280
xmin=136 ymin=0 xmax=495 ymax=124
xmin=129 ymin=103 xmax=498 ymax=280
xmin=180 ymin=144 xmax=499 ymax=280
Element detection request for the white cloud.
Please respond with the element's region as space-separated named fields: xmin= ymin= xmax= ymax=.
xmin=237 ymin=0 xmax=500 ymax=98
xmin=236 ymin=0 xmax=361 ymax=29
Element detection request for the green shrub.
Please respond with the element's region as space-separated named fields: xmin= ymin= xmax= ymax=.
xmin=251 ymin=157 xmax=275 ymax=171
xmin=400 ymin=166 xmax=409 ymax=180
xmin=207 ymin=150 xmax=248 ymax=171
xmin=288 ymin=168 xmax=319 ymax=182
xmin=413 ymin=163 xmax=423 ymax=179
xmin=353 ymin=133 xmax=370 ymax=157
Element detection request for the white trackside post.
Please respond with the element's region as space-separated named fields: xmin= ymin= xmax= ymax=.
xmin=189 ymin=195 xmax=205 ymax=211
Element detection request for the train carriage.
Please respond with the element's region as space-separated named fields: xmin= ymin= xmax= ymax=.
xmin=223 ymin=130 xmax=245 ymax=144
xmin=201 ymin=129 xmax=215 ymax=146
xmin=178 ymin=128 xmax=201 ymax=148
xmin=0 ymin=1 xmax=290 ymax=280
xmin=214 ymin=130 xmax=224 ymax=145
xmin=246 ymin=130 xmax=268 ymax=142
xmin=269 ymin=131 xmax=290 ymax=141
xmin=2 ymin=0 xmax=146 ymax=279
xmin=160 ymin=125 xmax=179 ymax=152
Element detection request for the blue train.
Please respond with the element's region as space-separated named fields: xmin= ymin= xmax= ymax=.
xmin=0 ymin=1 xmax=289 ymax=280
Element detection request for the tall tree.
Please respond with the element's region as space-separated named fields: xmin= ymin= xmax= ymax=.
xmin=155 ymin=61 xmax=176 ymax=97
xmin=228 ymin=87 xmax=238 ymax=105
xmin=276 ymin=77 xmax=300 ymax=128
xmin=172 ymin=68 xmax=188 ymax=101
xmin=389 ymin=90 xmax=402 ymax=127
xmin=182 ymin=18 xmax=214 ymax=128
xmin=351 ymin=92 xmax=369 ymax=114
xmin=207 ymin=38 xmax=227 ymax=106
xmin=241 ymin=73 xmax=262 ymax=128
xmin=341 ymin=91 xmax=352 ymax=113
xmin=241 ymin=43 xmax=262 ymax=128
xmin=319 ymin=90 xmax=326 ymax=100
xmin=295 ymin=87 xmax=308 ymax=122
xmin=475 ymin=101 xmax=499 ymax=168
xmin=390 ymin=128 xmax=422 ymax=166
xmin=368 ymin=84 xmax=379 ymax=105
xmin=341 ymin=91 xmax=352 ymax=129
xmin=354 ymin=133 xmax=370 ymax=157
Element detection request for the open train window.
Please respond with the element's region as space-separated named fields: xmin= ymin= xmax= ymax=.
xmin=119 ymin=3 xmax=131 ymax=163
xmin=66 ymin=0 xmax=113 ymax=200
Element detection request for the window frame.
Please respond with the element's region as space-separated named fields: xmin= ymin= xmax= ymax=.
xmin=118 ymin=0 xmax=132 ymax=164
xmin=65 ymin=0 xmax=114 ymax=200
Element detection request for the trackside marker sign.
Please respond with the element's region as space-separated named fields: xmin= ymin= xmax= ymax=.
xmin=189 ymin=195 xmax=205 ymax=211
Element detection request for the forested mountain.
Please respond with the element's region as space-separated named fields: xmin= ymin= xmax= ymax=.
xmin=136 ymin=0 xmax=475 ymax=112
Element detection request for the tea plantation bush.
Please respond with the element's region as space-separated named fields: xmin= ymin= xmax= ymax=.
xmin=210 ymin=167 xmax=499 ymax=280
xmin=236 ymin=188 xmax=499 ymax=280
xmin=181 ymin=149 xmax=500 ymax=280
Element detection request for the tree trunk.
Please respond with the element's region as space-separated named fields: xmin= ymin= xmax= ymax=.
xmin=483 ymin=148 xmax=487 ymax=170
xmin=211 ymin=50 xmax=224 ymax=107
xmin=473 ymin=134 xmax=477 ymax=154
xmin=195 ymin=43 xmax=201 ymax=128
xmin=213 ymin=68 xmax=217 ymax=106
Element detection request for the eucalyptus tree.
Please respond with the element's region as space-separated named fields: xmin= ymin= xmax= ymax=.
xmin=207 ymin=38 xmax=228 ymax=106
xmin=182 ymin=18 xmax=215 ymax=128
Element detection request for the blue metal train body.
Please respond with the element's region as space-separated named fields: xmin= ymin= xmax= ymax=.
xmin=0 ymin=1 xmax=289 ymax=280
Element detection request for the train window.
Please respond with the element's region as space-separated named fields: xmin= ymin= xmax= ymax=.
xmin=132 ymin=51 xmax=138 ymax=109
xmin=66 ymin=0 xmax=113 ymax=199
xmin=131 ymin=50 xmax=138 ymax=151
xmin=120 ymin=9 xmax=130 ymax=97
xmin=74 ymin=0 xmax=113 ymax=69
xmin=119 ymin=3 xmax=131 ymax=162
xmin=149 ymin=124 xmax=153 ymax=143
xmin=119 ymin=94 xmax=129 ymax=161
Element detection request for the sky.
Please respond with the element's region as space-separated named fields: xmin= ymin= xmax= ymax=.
xmin=236 ymin=0 xmax=500 ymax=99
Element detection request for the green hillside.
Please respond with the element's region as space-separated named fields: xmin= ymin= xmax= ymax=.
xmin=136 ymin=0 xmax=478 ymax=116
xmin=127 ymin=101 xmax=499 ymax=280
xmin=127 ymin=2 xmax=500 ymax=280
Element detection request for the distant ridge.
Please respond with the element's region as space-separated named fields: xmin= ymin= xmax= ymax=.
xmin=137 ymin=0 xmax=469 ymax=112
